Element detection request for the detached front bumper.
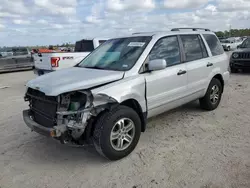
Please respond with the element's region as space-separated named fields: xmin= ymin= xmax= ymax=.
xmin=23 ymin=110 xmax=54 ymax=137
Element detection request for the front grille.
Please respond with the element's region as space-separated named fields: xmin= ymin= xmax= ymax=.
xmin=233 ymin=61 xmax=250 ymax=67
xmin=26 ymin=88 xmax=58 ymax=128
xmin=238 ymin=53 xmax=250 ymax=59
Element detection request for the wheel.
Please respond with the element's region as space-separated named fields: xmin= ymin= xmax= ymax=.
xmin=199 ymin=78 xmax=223 ymax=111
xmin=93 ymin=105 xmax=141 ymax=160
xmin=227 ymin=46 xmax=230 ymax=51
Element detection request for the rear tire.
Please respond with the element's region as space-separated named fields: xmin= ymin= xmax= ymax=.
xmin=199 ymin=78 xmax=222 ymax=111
xmin=93 ymin=105 xmax=141 ymax=160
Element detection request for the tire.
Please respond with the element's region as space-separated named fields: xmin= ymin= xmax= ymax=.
xmin=93 ymin=105 xmax=141 ymax=160
xmin=199 ymin=78 xmax=223 ymax=111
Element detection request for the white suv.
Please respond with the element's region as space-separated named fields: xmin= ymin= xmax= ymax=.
xmin=23 ymin=28 xmax=230 ymax=160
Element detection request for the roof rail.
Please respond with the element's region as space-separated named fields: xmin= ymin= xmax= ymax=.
xmin=132 ymin=31 xmax=167 ymax=35
xmin=171 ymin=28 xmax=211 ymax=31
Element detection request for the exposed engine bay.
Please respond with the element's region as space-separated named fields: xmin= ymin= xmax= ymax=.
xmin=24 ymin=88 xmax=118 ymax=145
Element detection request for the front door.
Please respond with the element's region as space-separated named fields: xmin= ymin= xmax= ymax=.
xmin=143 ymin=35 xmax=188 ymax=118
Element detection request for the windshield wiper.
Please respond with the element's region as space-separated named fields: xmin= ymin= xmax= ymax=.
xmin=82 ymin=65 xmax=106 ymax=70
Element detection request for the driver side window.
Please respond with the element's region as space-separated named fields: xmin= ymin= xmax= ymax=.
xmin=149 ymin=36 xmax=181 ymax=67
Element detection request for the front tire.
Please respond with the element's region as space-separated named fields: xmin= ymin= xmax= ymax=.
xmin=199 ymin=78 xmax=223 ymax=111
xmin=93 ymin=105 xmax=141 ymax=160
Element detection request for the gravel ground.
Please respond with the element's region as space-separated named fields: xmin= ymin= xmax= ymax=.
xmin=1 ymin=53 xmax=250 ymax=188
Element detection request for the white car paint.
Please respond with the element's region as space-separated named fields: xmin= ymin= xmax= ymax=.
xmin=27 ymin=30 xmax=230 ymax=116
xmin=24 ymin=28 xmax=230 ymax=160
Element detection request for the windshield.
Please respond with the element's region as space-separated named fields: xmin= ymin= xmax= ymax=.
xmin=240 ymin=38 xmax=250 ymax=48
xmin=77 ymin=36 xmax=152 ymax=71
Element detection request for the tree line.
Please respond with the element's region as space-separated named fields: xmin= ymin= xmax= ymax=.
xmin=215 ymin=28 xmax=250 ymax=38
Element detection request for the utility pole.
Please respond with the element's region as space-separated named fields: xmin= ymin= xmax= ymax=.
xmin=229 ymin=24 xmax=232 ymax=37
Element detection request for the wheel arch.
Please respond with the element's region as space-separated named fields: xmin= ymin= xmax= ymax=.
xmin=213 ymin=74 xmax=224 ymax=93
xmin=120 ymin=99 xmax=147 ymax=132
xmin=84 ymin=98 xmax=147 ymax=143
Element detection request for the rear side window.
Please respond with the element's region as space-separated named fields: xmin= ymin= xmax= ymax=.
xmin=180 ymin=35 xmax=203 ymax=62
xmin=203 ymin=34 xmax=224 ymax=56
xmin=74 ymin=40 xmax=94 ymax=52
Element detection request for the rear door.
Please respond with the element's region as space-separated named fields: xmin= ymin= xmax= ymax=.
xmin=0 ymin=56 xmax=17 ymax=71
xmin=179 ymin=34 xmax=211 ymax=97
xmin=15 ymin=48 xmax=33 ymax=68
xmin=34 ymin=53 xmax=53 ymax=70
xmin=0 ymin=49 xmax=17 ymax=71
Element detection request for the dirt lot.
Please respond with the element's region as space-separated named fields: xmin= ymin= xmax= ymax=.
xmin=1 ymin=55 xmax=250 ymax=188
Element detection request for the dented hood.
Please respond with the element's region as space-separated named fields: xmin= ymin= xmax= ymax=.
xmin=26 ymin=67 xmax=124 ymax=96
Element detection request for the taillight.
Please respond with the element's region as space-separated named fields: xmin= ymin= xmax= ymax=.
xmin=51 ymin=57 xmax=60 ymax=67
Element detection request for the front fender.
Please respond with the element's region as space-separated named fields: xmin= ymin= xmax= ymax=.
xmin=91 ymin=75 xmax=147 ymax=112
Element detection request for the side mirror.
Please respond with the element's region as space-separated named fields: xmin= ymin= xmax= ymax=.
xmin=237 ymin=45 xmax=241 ymax=49
xmin=148 ymin=59 xmax=167 ymax=71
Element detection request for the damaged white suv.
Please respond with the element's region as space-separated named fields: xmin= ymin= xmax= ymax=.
xmin=23 ymin=28 xmax=230 ymax=160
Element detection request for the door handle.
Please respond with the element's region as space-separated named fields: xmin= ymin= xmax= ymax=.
xmin=177 ymin=70 xmax=187 ymax=75
xmin=207 ymin=62 xmax=213 ymax=67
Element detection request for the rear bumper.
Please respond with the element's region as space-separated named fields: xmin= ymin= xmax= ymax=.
xmin=33 ymin=68 xmax=53 ymax=76
xmin=23 ymin=109 xmax=54 ymax=137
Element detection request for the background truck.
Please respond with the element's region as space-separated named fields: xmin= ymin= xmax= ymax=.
xmin=0 ymin=47 xmax=34 ymax=73
xmin=33 ymin=38 xmax=108 ymax=76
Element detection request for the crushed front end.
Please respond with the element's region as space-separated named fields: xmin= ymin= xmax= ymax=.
xmin=23 ymin=88 xmax=117 ymax=145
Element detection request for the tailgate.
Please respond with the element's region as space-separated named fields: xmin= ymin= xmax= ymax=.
xmin=34 ymin=52 xmax=90 ymax=71
xmin=34 ymin=53 xmax=53 ymax=70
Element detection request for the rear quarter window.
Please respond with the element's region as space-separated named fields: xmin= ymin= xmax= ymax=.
xmin=203 ymin=34 xmax=224 ymax=56
xmin=74 ymin=40 xmax=94 ymax=52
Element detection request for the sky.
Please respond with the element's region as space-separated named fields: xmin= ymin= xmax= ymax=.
xmin=0 ymin=0 xmax=249 ymax=47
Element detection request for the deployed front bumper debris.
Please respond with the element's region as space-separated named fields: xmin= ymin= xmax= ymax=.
xmin=23 ymin=90 xmax=118 ymax=145
xmin=23 ymin=109 xmax=54 ymax=137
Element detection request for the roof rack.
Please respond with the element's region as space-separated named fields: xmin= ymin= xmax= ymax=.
xmin=132 ymin=31 xmax=167 ymax=35
xmin=171 ymin=28 xmax=210 ymax=31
